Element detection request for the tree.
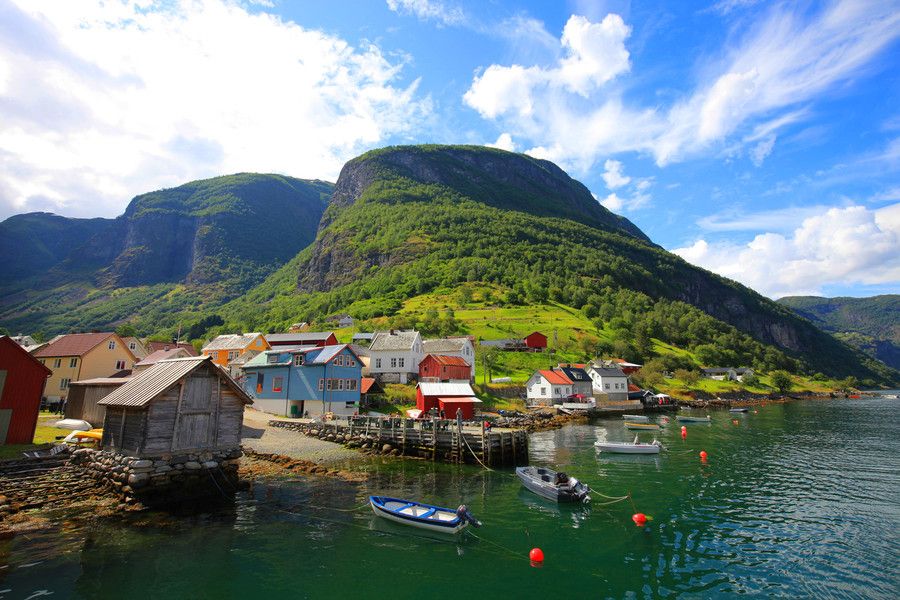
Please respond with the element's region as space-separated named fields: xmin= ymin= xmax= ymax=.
xmin=741 ymin=372 xmax=760 ymax=388
xmin=838 ymin=376 xmax=858 ymax=393
xmin=116 ymin=323 xmax=138 ymax=338
xmin=770 ymin=370 xmax=793 ymax=394
xmin=482 ymin=347 xmax=501 ymax=384
xmin=674 ymin=369 xmax=699 ymax=385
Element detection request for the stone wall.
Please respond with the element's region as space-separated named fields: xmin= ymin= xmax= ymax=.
xmin=70 ymin=447 xmax=243 ymax=506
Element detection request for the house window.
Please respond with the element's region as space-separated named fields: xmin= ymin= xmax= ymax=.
xmin=60 ymin=378 xmax=70 ymax=390
xmin=348 ymin=379 xmax=357 ymax=391
xmin=337 ymin=379 xmax=344 ymax=391
xmin=293 ymin=355 xmax=303 ymax=367
xmin=129 ymin=342 xmax=136 ymax=350
xmin=375 ymin=358 xmax=382 ymax=369
xmin=390 ymin=358 xmax=397 ymax=368
xmin=53 ymin=358 xmax=61 ymax=368
xmin=116 ymin=360 xmax=126 ymax=370
xmin=335 ymin=355 xmax=343 ymax=366
xmin=267 ymin=354 xmax=279 ymax=364
xmin=326 ymin=379 xmax=334 ymax=391
xmin=69 ymin=358 xmax=78 ymax=368
xmin=541 ymin=387 xmax=546 ymax=396
xmin=272 ymin=377 xmax=283 ymax=392
xmin=605 ymin=383 xmax=610 ymax=390
xmin=398 ymin=358 xmax=405 ymax=368
xmin=108 ymin=340 xmax=116 ymax=349
xmin=318 ymin=378 xmax=324 ymax=391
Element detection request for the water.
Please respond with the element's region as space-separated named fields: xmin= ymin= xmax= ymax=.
xmin=2 ymin=396 xmax=899 ymax=599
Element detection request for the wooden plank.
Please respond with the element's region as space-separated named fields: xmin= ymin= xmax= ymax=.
xmin=170 ymin=380 xmax=186 ymax=451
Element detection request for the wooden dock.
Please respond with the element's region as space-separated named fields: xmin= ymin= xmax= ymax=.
xmin=269 ymin=416 xmax=528 ymax=467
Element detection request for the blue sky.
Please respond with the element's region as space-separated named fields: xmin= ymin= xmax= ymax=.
xmin=0 ymin=0 xmax=898 ymax=299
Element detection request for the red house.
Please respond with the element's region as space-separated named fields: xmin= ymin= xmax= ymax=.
xmin=419 ymin=354 xmax=472 ymax=382
xmin=524 ymin=331 xmax=547 ymax=351
xmin=0 ymin=335 xmax=52 ymax=445
xmin=415 ymin=381 xmax=482 ymax=420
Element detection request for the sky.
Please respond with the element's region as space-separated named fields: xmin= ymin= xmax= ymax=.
xmin=0 ymin=0 xmax=898 ymax=299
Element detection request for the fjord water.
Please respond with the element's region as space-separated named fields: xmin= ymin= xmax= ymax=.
xmin=3 ymin=397 xmax=898 ymax=599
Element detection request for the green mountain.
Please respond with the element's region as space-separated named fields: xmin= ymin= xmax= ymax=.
xmin=0 ymin=212 xmax=114 ymax=281
xmin=778 ymin=295 xmax=900 ymax=371
xmin=0 ymin=174 xmax=331 ymax=336
xmin=222 ymin=145 xmax=895 ymax=385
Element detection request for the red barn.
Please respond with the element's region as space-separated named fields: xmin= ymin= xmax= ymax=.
xmin=524 ymin=331 xmax=547 ymax=351
xmin=0 ymin=335 xmax=52 ymax=445
xmin=415 ymin=381 xmax=482 ymax=420
xmin=419 ymin=354 xmax=472 ymax=382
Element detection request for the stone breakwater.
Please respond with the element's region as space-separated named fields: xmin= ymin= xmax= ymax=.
xmin=70 ymin=447 xmax=244 ymax=507
xmin=494 ymin=411 xmax=589 ymax=432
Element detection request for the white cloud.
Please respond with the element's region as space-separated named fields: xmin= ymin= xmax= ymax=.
xmin=486 ymin=133 xmax=516 ymax=152
xmin=697 ymin=204 xmax=836 ymax=232
xmin=600 ymin=192 xmax=624 ymax=211
xmin=386 ymin=0 xmax=466 ymax=27
xmin=673 ymin=204 xmax=900 ymax=298
xmin=463 ymin=2 xmax=900 ymax=174
xmin=0 ymin=0 xmax=430 ymax=219
xmin=601 ymin=159 xmax=630 ymax=189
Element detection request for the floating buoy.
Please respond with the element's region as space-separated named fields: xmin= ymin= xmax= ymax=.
xmin=632 ymin=513 xmax=648 ymax=526
xmin=700 ymin=450 xmax=708 ymax=461
xmin=732 ymin=419 xmax=739 ymax=425
xmin=753 ymin=410 xmax=758 ymax=414
xmin=681 ymin=426 xmax=687 ymax=439
xmin=529 ymin=547 xmax=544 ymax=563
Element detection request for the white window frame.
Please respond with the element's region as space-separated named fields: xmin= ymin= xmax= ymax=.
xmin=337 ymin=379 xmax=344 ymax=391
xmin=293 ymin=355 xmax=303 ymax=367
xmin=318 ymin=378 xmax=324 ymax=391
xmin=69 ymin=358 xmax=77 ymax=368
xmin=272 ymin=376 xmax=283 ymax=392
xmin=390 ymin=357 xmax=397 ymax=369
xmin=60 ymin=378 xmax=70 ymax=390
xmin=267 ymin=354 xmax=279 ymax=364
xmin=108 ymin=340 xmax=116 ymax=350
xmin=375 ymin=358 xmax=382 ymax=369
xmin=398 ymin=357 xmax=405 ymax=368
xmin=53 ymin=358 xmax=61 ymax=368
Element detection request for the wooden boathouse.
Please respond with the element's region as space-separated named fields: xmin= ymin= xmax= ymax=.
xmin=269 ymin=416 xmax=528 ymax=467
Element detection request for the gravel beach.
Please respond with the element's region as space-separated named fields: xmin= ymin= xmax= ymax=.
xmin=241 ymin=408 xmax=363 ymax=466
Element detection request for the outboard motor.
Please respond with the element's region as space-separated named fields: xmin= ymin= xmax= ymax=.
xmin=456 ymin=504 xmax=482 ymax=528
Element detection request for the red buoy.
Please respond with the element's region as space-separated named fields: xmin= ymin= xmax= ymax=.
xmin=700 ymin=450 xmax=708 ymax=461
xmin=529 ymin=547 xmax=544 ymax=563
xmin=681 ymin=426 xmax=687 ymax=439
xmin=632 ymin=513 xmax=647 ymax=526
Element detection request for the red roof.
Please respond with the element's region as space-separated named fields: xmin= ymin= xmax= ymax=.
xmin=628 ymin=383 xmax=641 ymax=392
xmin=426 ymin=354 xmax=470 ymax=367
xmin=0 ymin=335 xmax=51 ymax=375
xmin=35 ymin=332 xmax=116 ymax=358
xmin=361 ymin=377 xmax=377 ymax=394
xmin=538 ymin=369 xmax=572 ymax=385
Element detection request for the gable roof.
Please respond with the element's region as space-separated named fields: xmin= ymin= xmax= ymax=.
xmin=145 ymin=341 xmax=198 ymax=356
xmin=417 ymin=381 xmax=476 ymax=397
xmin=266 ymin=331 xmax=335 ymax=344
xmin=98 ymin=356 xmax=251 ymax=408
xmin=135 ymin=348 xmax=190 ymax=367
xmin=370 ymin=330 xmax=419 ymax=352
xmin=556 ymin=365 xmax=591 ymax=382
xmin=305 ymin=344 xmax=358 ymax=364
xmin=35 ymin=332 xmax=118 ymax=358
xmin=589 ymin=364 xmax=627 ymax=377
xmin=203 ymin=333 xmax=262 ymax=352
xmin=424 ymin=354 xmax=470 ymax=367
xmin=0 ymin=335 xmax=52 ymax=375
xmin=537 ymin=369 xmax=572 ymax=385
xmin=423 ymin=338 xmax=471 ymax=354
xmin=361 ymin=377 xmax=382 ymax=395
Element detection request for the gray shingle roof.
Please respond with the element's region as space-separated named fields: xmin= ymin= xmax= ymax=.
xmin=370 ymin=330 xmax=419 ymax=352
xmin=423 ymin=338 xmax=469 ymax=354
xmin=266 ymin=332 xmax=335 ymax=344
xmin=202 ymin=333 xmax=262 ymax=351
xmin=589 ymin=365 xmax=627 ymax=377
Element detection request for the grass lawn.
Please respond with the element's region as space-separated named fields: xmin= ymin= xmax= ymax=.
xmin=0 ymin=413 xmax=78 ymax=461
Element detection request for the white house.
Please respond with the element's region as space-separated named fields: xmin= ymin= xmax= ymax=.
xmin=526 ymin=369 xmax=574 ymax=406
xmin=701 ymin=367 xmax=754 ymax=381
xmin=367 ymin=330 xmax=423 ymax=384
xmin=587 ymin=364 xmax=629 ymax=401
xmin=422 ymin=337 xmax=476 ymax=380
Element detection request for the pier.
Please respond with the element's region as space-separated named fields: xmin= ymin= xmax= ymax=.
xmin=268 ymin=416 xmax=528 ymax=467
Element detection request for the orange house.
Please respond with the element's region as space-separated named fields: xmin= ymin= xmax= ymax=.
xmin=201 ymin=333 xmax=270 ymax=367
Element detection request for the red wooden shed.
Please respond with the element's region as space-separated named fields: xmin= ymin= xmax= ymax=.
xmin=524 ymin=331 xmax=547 ymax=350
xmin=418 ymin=354 xmax=471 ymax=382
xmin=0 ymin=335 xmax=52 ymax=445
xmin=415 ymin=381 xmax=482 ymax=420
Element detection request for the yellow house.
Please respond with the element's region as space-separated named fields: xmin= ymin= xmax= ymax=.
xmin=34 ymin=332 xmax=137 ymax=402
xmin=201 ymin=333 xmax=270 ymax=368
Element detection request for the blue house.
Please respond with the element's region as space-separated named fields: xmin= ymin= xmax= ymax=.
xmin=241 ymin=344 xmax=362 ymax=418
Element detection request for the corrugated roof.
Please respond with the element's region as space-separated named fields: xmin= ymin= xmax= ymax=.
xmin=35 ymin=332 xmax=115 ymax=358
xmin=417 ymin=381 xmax=475 ymax=397
xmin=202 ymin=333 xmax=262 ymax=351
xmin=589 ymin=365 xmax=627 ymax=377
xmin=267 ymin=332 xmax=335 ymax=344
xmin=557 ymin=366 xmax=591 ymax=381
xmin=370 ymin=330 xmax=419 ymax=352
xmin=437 ymin=396 xmax=482 ymax=403
xmin=98 ymin=356 xmax=251 ymax=408
xmin=538 ymin=369 xmax=572 ymax=385
xmin=136 ymin=348 xmax=189 ymax=366
xmin=71 ymin=377 xmax=131 ymax=386
xmin=425 ymin=354 xmax=470 ymax=367
xmin=423 ymin=338 xmax=470 ymax=354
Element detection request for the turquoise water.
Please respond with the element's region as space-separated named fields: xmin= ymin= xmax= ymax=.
xmin=2 ymin=396 xmax=899 ymax=598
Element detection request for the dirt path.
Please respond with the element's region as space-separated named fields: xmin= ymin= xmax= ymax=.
xmin=241 ymin=409 xmax=363 ymax=466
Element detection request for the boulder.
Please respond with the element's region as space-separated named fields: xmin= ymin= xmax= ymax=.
xmin=381 ymin=444 xmax=393 ymax=454
xmin=202 ymin=461 xmax=218 ymax=469
xmin=132 ymin=459 xmax=153 ymax=469
xmin=155 ymin=465 xmax=173 ymax=473
xmin=184 ymin=461 xmax=202 ymax=470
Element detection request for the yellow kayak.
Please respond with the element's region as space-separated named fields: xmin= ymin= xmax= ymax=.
xmin=624 ymin=422 xmax=660 ymax=430
xmin=64 ymin=429 xmax=103 ymax=443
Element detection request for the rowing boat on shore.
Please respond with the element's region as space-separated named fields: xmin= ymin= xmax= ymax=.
xmin=624 ymin=421 xmax=660 ymax=430
xmin=369 ymin=496 xmax=481 ymax=534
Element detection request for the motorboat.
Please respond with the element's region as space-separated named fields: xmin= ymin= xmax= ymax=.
xmin=622 ymin=414 xmax=649 ymax=422
xmin=515 ymin=466 xmax=591 ymax=503
xmin=369 ymin=496 xmax=480 ymax=534
xmin=624 ymin=421 xmax=660 ymax=431
xmin=594 ymin=437 xmax=662 ymax=454
xmin=676 ymin=415 xmax=711 ymax=423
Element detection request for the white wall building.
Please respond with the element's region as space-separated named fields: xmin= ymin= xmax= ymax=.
xmin=587 ymin=364 xmax=629 ymax=401
xmin=526 ymin=370 xmax=573 ymax=406
xmin=367 ymin=330 xmax=423 ymax=384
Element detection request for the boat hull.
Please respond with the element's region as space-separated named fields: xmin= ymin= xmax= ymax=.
xmin=622 ymin=414 xmax=649 ymax=422
xmin=624 ymin=422 xmax=659 ymax=430
xmin=516 ymin=467 xmax=590 ymax=503
xmin=676 ymin=416 xmax=711 ymax=423
xmin=729 ymin=408 xmax=749 ymax=413
xmin=369 ymin=496 xmax=467 ymax=534
xmin=594 ymin=442 xmax=661 ymax=454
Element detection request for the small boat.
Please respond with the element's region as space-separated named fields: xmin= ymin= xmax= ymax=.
xmin=624 ymin=421 xmax=660 ymax=430
xmin=729 ymin=408 xmax=749 ymax=413
xmin=594 ymin=437 xmax=662 ymax=454
xmin=622 ymin=414 xmax=649 ymax=422
xmin=53 ymin=419 xmax=92 ymax=431
xmin=516 ymin=466 xmax=591 ymax=503
xmin=676 ymin=415 xmax=711 ymax=423
xmin=369 ymin=496 xmax=480 ymax=534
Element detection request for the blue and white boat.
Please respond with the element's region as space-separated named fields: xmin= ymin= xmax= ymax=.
xmin=369 ymin=496 xmax=481 ymax=534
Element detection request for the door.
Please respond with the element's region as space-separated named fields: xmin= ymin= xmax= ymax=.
xmin=173 ymin=375 xmax=215 ymax=450
xmin=256 ymin=372 xmax=264 ymax=394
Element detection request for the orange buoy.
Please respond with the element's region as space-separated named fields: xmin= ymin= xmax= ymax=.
xmin=632 ymin=513 xmax=648 ymax=526
xmin=700 ymin=450 xmax=708 ymax=461
xmin=732 ymin=419 xmax=739 ymax=425
xmin=529 ymin=547 xmax=544 ymax=563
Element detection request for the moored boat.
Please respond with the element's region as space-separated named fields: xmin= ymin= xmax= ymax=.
xmin=594 ymin=438 xmax=662 ymax=454
xmin=676 ymin=415 xmax=711 ymax=423
xmin=729 ymin=408 xmax=749 ymax=413
xmin=622 ymin=414 xmax=649 ymax=422
xmin=516 ymin=466 xmax=591 ymax=503
xmin=624 ymin=421 xmax=660 ymax=430
xmin=369 ymin=496 xmax=480 ymax=534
